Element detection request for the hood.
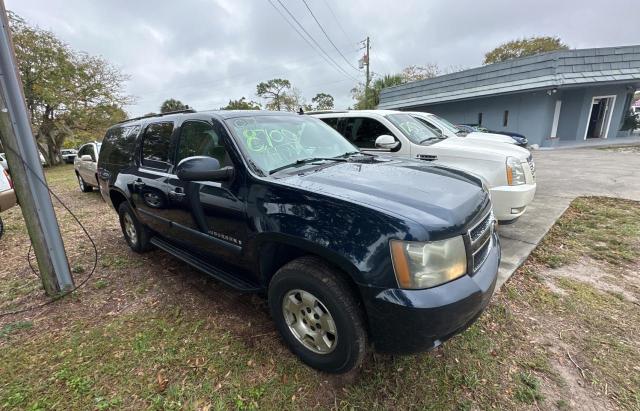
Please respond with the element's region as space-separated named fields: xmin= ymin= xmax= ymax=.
xmin=434 ymin=136 xmax=530 ymax=161
xmin=465 ymin=132 xmax=516 ymax=144
xmin=275 ymin=157 xmax=489 ymax=235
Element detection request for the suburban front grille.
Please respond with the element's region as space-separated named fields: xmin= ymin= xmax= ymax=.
xmin=472 ymin=238 xmax=492 ymax=271
xmin=527 ymin=155 xmax=536 ymax=181
xmin=469 ymin=212 xmax=492 ymax=243
xmin=467 ymin=211 xmax=495 ymax=272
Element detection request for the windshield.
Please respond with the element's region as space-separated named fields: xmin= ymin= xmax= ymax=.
xmin=386 ymin=113 xmax=440 ymax=144
xmin=429 ymin=115 xmax=461 ymax=134
xmin=226 ymin=115 xmax=357 ymax=174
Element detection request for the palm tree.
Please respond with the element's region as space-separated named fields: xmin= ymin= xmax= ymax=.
xmin=370 ymin=74 xmax=404 ymax=107
xmin=160 ymin=99 xmax=188 ymax=113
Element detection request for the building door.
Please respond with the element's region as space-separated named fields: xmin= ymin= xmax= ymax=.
xmin=585 ymin=96 xmax=615 ymax=139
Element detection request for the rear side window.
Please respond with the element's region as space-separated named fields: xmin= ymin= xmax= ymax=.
xmin=339 ymin=117 xmax=393 ymax=149
xmin=319 ymin=117 xmax=339 ymax=131
xmin=141 ymin=122 xmax=173 ymax=170
xmin=100 ymin=125 xmax=139 ymax=165
xmin=78 ymin=144 xmax=96 ymax=161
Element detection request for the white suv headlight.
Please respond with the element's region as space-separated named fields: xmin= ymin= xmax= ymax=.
xmin=506 ymin=156 xmax=526 ymax=186
xmin=390 ymin=236 xmax=467 ymax=289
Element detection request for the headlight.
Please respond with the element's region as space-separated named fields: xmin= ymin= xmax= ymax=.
xmin=390 ymin=236 xmax=467 ymax=289
xmin=506 ymin=156 xmax=526 ymax=185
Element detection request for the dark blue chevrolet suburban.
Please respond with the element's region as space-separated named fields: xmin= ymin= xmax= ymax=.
xmin=97 ymin=110 xmax=500 ymax=373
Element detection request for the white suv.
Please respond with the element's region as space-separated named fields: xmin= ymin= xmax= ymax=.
xmin=407 ymin=112 xmax=518 ymax=145
xmin=0 ymin=165 xmax=17 ymax=238
xmin=312 ymin=110 xmax=536 ymax=223
xmin=74 ymin=142 xmax=101 ymax=192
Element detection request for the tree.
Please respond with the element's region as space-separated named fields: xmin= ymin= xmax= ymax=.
xmin=311 ymin=93 xmax=334 ymax=110
xmin=256 ymin=78 xmax=291 ymax=111
xmin=221 ymin=97 xmax=261 ymax=110
xmin=401 ymin=64 xmax=440 ymax=82
xmin=281 ymin=88 xmax=312 ymax=112
xmin=483 ymin=36 xmax=569 ymax=65
xmin=160 ymin=98 xmax=188 ymax=113
xmin=352 ymin=73 xmax=404 ymax=109
xmin=9 ymin=12 xmax=129 ymax=164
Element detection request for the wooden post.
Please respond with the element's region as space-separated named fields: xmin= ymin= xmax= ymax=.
xmin=0 ymin=1 xmax=73 ymax=295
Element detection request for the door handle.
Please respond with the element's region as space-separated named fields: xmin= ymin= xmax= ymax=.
xmin=169 ymin=188 xmax=186 ymax=199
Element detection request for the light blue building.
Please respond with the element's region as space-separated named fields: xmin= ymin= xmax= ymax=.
xmin=378 ymin=45 xmax=640 ymax=147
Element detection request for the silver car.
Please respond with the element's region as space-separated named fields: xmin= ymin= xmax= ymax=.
xmin=74 ymin=142 xmax=101 ymax=192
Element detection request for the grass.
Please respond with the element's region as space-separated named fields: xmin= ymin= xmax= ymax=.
xmin=1 ymin=165 xmax=639 ymax=409
xmin=531 ymin=197 xmax=640 ymax=267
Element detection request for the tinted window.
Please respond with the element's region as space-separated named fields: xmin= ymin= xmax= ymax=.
xmin=141 ymin=122 xmax=173 ymax=169
xmin=319 ymin=117 xmax=339 ymax=131
xmin=339 ymin=117 xmax=393 ymax=148
xmin=100 ymin=125 xmax=139 ymax=165
xmin=176 ymin=121 xmax=229 ymax=166
xmin=78 ymin=144 xmax=95 ymax=161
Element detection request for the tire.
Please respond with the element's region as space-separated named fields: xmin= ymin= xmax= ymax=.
xmin=0 ymin=216 xmax=4 ymax=239
xmin=118 ymin=202 xmax=152 ymax=253
xmin=77 ymin=173 xmax=92 ymax=192
xmin=268 ymin=256 xmax=367 ymax=374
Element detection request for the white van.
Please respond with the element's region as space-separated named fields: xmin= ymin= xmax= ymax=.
xmin=312 ymin=110 xmax=536 ymax=223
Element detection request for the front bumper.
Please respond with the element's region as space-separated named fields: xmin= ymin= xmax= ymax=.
xmin=360 ymin=233 xmax=500 ymax=354
xmin=0 ymin=188 xmax=17 ymax=212
xmin=490 ymin=183 xmax=536 ymax=222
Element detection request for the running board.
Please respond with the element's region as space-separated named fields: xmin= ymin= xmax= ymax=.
xmin=150 ymin=237 xmax=261 ymax=292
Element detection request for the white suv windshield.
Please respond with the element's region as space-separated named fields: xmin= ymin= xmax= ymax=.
xmin=430 ymin=115 xmax=461 ymax=134
xmin=226 ymin=115 xmax=357 ymax=174
xmin=386 ymin=114 xmax=440 ymax=144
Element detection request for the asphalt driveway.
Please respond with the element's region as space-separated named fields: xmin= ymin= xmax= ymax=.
xmin=496 ymin=145 xmax=640 ymax=287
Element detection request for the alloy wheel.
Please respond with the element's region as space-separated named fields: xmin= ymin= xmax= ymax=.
xmin=282 ymin=289 xmax=338 ymax=354
xmin=123 ymin=212 xmax=138 ymax=245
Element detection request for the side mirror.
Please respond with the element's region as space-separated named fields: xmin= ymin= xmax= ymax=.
xmin=375 ymin=134 xmax=399 ymax=150
xmin=80 ymin=155 xmax=93 ymax=162
xmin=176 ymin=156 xmax=234 ymax=182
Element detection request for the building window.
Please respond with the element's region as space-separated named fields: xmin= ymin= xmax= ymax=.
xmin=503 ymin=110 xmax=509 ymax=127
xmin=478 ymin=112 xmax=483 ymax=126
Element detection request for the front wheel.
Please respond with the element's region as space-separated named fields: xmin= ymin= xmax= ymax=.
xmin=268 ymin=256 xmax=367 ymax=374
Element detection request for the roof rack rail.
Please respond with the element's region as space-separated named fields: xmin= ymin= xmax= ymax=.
xmin=304 ymin=110 xmax=349 ymax=115
xmin=117 ymin=108 xmax=197 ymax=124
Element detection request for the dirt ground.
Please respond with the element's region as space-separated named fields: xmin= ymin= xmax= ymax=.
xmin=0 ymin=165 xmax=639 ymax=410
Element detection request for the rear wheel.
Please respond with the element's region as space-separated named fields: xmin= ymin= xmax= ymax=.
xmin=118 ymin=202 xmax=151 ymax=252
xmin=77 ymin=173 xmax=92 ymax=192
xmin=268 ymin=256 xmax=367 ymax=373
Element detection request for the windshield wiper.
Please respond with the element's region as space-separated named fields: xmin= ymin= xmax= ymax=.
xmin=269 ymin=157 xmax=347 ymax=175
xmin=342 ymin=150 xmax=374 ymax=157
xmin=419 ymin=136 xmax=447 ymax=144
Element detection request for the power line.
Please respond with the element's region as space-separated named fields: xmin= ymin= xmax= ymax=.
xmin=301 ymin=0 xmax=360 ymax=72
xmin=268 ymin=0 xmax=359 ymax=82
xmin=321 ymin=0 xmax=355 ymax=46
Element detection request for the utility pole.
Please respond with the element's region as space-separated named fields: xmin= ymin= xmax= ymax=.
xmin=0 ymin=1 xmax=73 ymax=295
xmin=360 ymin=37 xmax=371 ymax=109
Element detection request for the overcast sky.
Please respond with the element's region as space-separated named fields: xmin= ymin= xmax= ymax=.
xmin=7 ymin=0 xmax=640 ymax=116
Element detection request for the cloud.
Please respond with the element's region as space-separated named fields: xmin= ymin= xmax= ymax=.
xmin=6 ymin=0 xmax=640 ymax=115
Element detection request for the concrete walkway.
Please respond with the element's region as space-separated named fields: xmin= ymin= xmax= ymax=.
xmin=496 ymin=145 xmax=640 ymax=288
